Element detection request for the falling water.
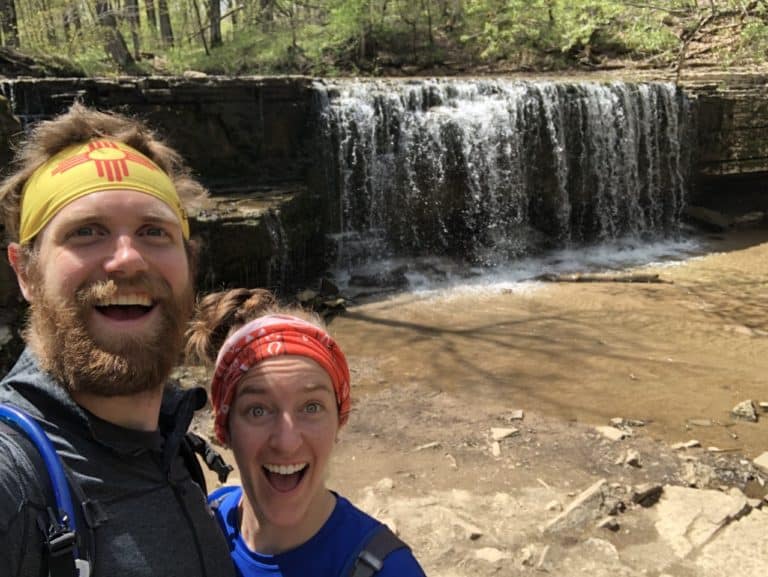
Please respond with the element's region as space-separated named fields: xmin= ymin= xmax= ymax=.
xmin=316 ymin=79 xmax=692 ymax=275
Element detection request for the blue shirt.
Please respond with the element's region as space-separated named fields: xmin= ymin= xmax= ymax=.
xmin=209 ymin=486 xmax=426 ymax=577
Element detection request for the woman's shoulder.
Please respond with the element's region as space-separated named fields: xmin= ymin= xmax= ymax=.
xmin=330 ymin=495 xmax=427 ymax=577
xmin=209 ymin=484 xmax=242 ymax=507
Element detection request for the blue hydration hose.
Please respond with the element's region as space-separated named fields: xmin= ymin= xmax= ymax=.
xmin=0 ymin=404 xmax=79 ymax=553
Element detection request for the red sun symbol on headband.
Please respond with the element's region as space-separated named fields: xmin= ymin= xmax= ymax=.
xmin=52 ymin=140 xmax=160 ymax=182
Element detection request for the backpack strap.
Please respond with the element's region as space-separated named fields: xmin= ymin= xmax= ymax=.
xmin=349 ymin=525 xmax=409 ymax=577
xmin=182 ymin=431 xmax=233 ymax=493
xmin=0 ymin=404 xmax=93 ymax=577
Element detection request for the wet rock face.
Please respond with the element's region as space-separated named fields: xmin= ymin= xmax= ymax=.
xmin=0 ymin=95 xmax=20 ymax=172
xmin=0 ymin=76 xmax=316 ymax=185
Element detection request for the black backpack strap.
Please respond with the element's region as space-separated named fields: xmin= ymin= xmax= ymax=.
xmin=349 ymin=525 xmax=409 ymax=577
xmin=182 ymin=431 xmax=233 ymax=493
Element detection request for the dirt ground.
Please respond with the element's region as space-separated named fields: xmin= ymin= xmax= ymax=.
xmin=184 ymin=228 xmax=768 ymax=577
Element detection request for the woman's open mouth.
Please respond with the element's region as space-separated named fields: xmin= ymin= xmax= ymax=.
xmin=263 ymin=463 xmax=308 ymax=493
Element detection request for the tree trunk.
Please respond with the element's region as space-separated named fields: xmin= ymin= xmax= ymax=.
xmin=190 ymin=0 xmax=209 ymax=54
xmin=95 ymin=0 xmax=135 ymax=69
xmin=125 ymin=0 xmax=141 ymax=59
xmin=145 ymin=0 xmax=158 ymax=33
xmin=40 ymin=0 xmax=58 ymax=44
xmin=0 ymin=0 xmax=19 ymax=47
xmin=208 ymin=0 xmax=222 ymax=47
xmin=62 ymin=2 xmax=81 ymax=44
xmin=261 ymin=0 xmax=274 ymax=32
xmin=158 ymin=0 xmax=174 ymax=46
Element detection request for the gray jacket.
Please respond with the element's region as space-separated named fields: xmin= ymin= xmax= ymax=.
xmin=0 ymin=348 xmax=236 ymax=577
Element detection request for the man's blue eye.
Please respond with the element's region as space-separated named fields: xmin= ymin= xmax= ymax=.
xmin=144 ymin=227 xmax=167 ymax=237
xmin=75 ymin=227 xmax=95 ymax=236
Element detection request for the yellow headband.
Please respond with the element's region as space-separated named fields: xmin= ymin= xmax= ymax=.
xmin=19 ymin=139 xmax=189 ymax=244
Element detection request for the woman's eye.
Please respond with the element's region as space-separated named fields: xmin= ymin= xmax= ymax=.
xmin=248 ymin=406 xmax=266 ymax=418
xmin=305 ymin=402 xmax=322 ymax=414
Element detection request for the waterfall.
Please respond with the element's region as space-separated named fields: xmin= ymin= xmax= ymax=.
xmin=316 ymin=79 xmax=692 ymax=272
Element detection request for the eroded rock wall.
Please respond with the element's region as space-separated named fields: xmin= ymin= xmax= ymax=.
xmin=686 ymin=75 xmax=768 ymax=214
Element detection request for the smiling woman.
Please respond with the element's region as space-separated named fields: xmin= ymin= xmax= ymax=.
xmin=185 ymin=288 xmax=427 ymax=577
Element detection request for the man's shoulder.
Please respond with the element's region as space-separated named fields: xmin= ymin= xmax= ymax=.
xmin=0 ymin=422 xmax=49 ymax=521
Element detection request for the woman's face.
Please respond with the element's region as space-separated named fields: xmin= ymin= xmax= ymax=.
xmin=228 ymin=355 xmax=339 ymax=532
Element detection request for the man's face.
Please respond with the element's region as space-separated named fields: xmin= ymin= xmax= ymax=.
xmin=12 ymin=189 xmax=195 ymax=396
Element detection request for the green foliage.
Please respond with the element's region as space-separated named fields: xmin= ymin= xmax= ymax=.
xmin=1 ymin=0 xmax=767 ymax=76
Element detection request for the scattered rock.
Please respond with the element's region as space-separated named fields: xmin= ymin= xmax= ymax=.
xmin=631 ymin=483 xmax=663 ymax=507
xmin=490 ymin=427 xmax=520 ymax=441
xmin=595 ymin=426 xmax=627 ymax=441
xmin=182 ymin=69 xmax=208 ymax=78
xmin=518 ymin=545 xmax=536 ymax=567
xmin=624 ymin=449 xmax=642 ymax=468
xmin=545 ymin=500 xmax=562 ymax=512
xmin=610 ymin=417 xmax=646 ymax=428
xmin=754 ymin=452 xmax=768 ymax=475
xmin=542 ymin=479 xmax=607 ymax=533
xmin=376 ymin=477 xmax=395 ymax=491
xmin=671 ymin=439 xmax=701 ymax=450
xmin=597 ymin=516 xmax=620 ymax=531
xmin=414 ymin=441 xmax=441 ymax=452
xmin=687 ymin=418 xmax=713 ymax=427
xmin=504 ymin=409 xmax=525 ymax=422
xmin=731 ymin=400 xmax=758 ymax=422
xmin=682 ymin=461 xmax=715 ymax=488
xmin=474 ymin=547 xmax=510 ymax=563
xmin=535 ymin=544 xmax=551 ymax=571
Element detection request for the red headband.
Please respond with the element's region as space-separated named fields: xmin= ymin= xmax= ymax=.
xmin=210 ymin=314 xmax=351 ymax=444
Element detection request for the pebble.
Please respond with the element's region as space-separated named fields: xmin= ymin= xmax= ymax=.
xmin=671 ymin=439 xmax=701 ymax=450
xmin=375 ymin=477 xmax=395 ymax=491
xmin=753 ymin=452 xmax=768 ymax=474
xmin=687 ymin=419 xmax=713 ymax=427
xmin=631 ymin=483 xmax=663 ymax=507
xmin=490 ymin=427 xmax=520 ymax=441
xmin=624 ymin=449 xmax=642 ymax=467
xmin=595 ymin=426 xmax=627 ymax=441
xmin=597 ymin=516 xmax=620 ymax=531
xmin=731 ymin=400 xmax=758 ymax=422
xmin=413 ymin=441 xmax=441 ymax=451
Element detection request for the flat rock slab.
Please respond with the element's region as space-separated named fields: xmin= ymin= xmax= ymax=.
xmin=695 ymin=508 xmax=768 ymax=577
xmin=754 ymin=451 xmax=768 ymax=474
xmin=653 ymin=485 xmax=750 ymax=558
xmin=542 ymin=479 xmax=607 ymax=533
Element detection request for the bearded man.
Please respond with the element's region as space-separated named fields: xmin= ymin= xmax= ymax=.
xmin=0 ymin=104 xmax=236 ymax=577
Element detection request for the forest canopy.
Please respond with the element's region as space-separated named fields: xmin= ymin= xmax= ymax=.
xmin=0 ymin=0 xmax=767 ymax=76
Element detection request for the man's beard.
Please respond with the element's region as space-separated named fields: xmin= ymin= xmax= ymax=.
xmin=24 ymin=270 xmax=194 ymax=397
